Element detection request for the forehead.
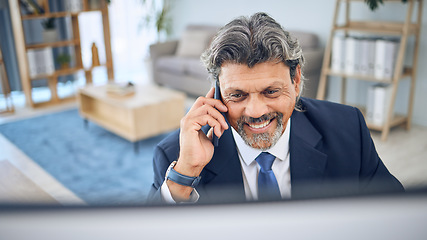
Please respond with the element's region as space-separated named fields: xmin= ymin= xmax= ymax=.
xmin=218 ymin=62 xmax=291 ymax=91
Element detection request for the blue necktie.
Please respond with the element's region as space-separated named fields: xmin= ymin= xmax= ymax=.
xmin=256 ymin=152 xmax=281 ymax=201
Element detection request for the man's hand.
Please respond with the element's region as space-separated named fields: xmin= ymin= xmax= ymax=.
xmin=167 ymin=87 xmax=228 ymax=202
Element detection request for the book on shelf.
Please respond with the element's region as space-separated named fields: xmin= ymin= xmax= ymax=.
xmin=331 ymin=36 xmax=399 ymax=79
xmin=65 ymin=0 xmax=83 ymax=12
xmin=359 ymin=38 xmax=376 ymax=76
xmin=27 ymin=0 xmax=45 ymax=14
xmin=384 ymin=40 xmax=399 ymax=79
xmin=344 ymin=37 xmax=359 ymax=75
xmin=366 ymin=83 xmax=392 ymax=126
xmin=27 ymin=48 xmax=55 ymax=78
xmin=19 ymin=0 xmax=34 ymax=15
xmin=374 ymin=39 xmax=387 ymax=79
xmin=331 ymin=36 xmax=345 ymax=72
xmin=26 ymin=49 xmax=37 ymax=77
xmin=20 ymin=0 xmax=45 ymax=15
xmin=374 ymin=39 xmax=399 ymax=80
xmin=44 ymin=47 xmax=55 ymax=75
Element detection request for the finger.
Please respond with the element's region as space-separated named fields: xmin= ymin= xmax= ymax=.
xmin=189 ymin=104 xmax=229 ymax=131
xmin=206 ymin=87 xmax=215 ymax=98
xmin=212 ymin=125 xmax=227 ymax=140
xmin=208 ymin=118 xmax=226 ymax=138
xmin=190 ymin=96 xmax=228 ymax=113
xmin=189 ymin=115 xmax=225 ymax=138
xmin=207 ymin=126 xmax=226 ymax=142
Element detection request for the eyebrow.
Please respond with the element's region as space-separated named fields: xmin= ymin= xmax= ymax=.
xmin=225 ymin=81 xmax=285 ymax=93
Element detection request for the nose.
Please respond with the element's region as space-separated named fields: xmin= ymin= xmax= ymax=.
xmin=244 ymin=94 xmax=269 ymax=119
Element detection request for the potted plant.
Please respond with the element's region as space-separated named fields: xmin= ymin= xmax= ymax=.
xmin=140 ymin=0 xmax=172 ymax=42
xmin=41 ymin=17 xmax=57 ymax=42
xmin=365 ymin=0 xmax=407 ymax=10
xmin=56 ymin=53 xmax=71 ymax=69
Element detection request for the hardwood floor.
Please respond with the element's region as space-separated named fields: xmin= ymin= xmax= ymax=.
xmin=0 ymin=102 xmax=84 ymax=205
xmin=0 ymin=100 xmax=426 ymax=204
xmin=0 ymin=131 xmax=85 ymax=205
xmin=371 ymin=125 xmax=427 ymax=189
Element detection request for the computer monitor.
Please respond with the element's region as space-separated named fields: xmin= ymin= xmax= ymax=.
xmin=1 ymin=190 xmax=426 ymax=240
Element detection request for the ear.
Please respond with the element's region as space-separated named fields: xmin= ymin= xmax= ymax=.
xmin=294 ymin=65 xmax=302 ymax=96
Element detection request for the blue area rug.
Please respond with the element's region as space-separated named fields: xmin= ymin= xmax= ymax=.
xmin=0 ymin=109 xmax=172 ymax=205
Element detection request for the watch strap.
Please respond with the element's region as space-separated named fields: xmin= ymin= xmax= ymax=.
xmin=166 ymin=162 xmax=201 ymax=188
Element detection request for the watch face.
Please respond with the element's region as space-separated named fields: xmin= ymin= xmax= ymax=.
xmin=165 ymin=161 xmax=177 ymax=179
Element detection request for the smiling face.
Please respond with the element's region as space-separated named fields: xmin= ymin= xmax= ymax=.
xmin=219 ymin=61 xmax=301 ymax=150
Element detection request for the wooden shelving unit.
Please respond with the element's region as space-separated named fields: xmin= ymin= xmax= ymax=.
xmin=0 ymin=45 xmax=15 ymax=114
xmin=9 ymin=0 xmax=114 ymax=108
xmin=317 ymin=0 xmax=423 ymax=141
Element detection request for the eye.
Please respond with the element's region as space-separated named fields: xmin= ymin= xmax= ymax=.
xmin=263 ymin=89 xmax=280 ymax=98
xmin=231 ymin=93 xmax=242 ymax=99
xmin=228 ymin=92 xmax=247 ymax=102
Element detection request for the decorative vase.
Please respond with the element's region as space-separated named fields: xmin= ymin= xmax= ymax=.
xmin=43 ymin=30 xmax=58 ymax=42
xmin=91 ymin=43 xmax=100 ymax=67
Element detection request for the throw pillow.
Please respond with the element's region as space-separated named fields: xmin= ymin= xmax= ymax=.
xmin=176 ymin=30 xmax=211 ymax=57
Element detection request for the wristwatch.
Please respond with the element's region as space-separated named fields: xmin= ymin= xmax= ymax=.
xmin=165 ymin=161 xmax=201 ymax=188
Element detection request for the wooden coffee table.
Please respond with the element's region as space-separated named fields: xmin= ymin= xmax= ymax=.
xmin=77 ymin=84 xmax=186 ymax=152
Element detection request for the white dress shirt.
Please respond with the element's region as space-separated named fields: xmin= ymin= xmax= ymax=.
xmin=232 ymin=119 xmax=291 ymax=200
xmin=161 ymin=120 xmax=292 ymax=203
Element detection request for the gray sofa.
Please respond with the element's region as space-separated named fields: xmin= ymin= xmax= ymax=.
xmin=150 ymin=25 xmax=324 ymax=98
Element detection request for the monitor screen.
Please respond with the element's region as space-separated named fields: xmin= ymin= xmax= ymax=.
xmin=1 ymin=191 xmax=426 ymax=240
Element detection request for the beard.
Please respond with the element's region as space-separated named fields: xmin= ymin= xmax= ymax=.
xmin=236 ymin=112 xmax=284 ymax=151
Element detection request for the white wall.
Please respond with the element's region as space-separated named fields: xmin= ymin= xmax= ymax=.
xmin=169 ymin=0 xmax=427 ymax=127
xmin=169 ymin=0 xmax=335 ymax=46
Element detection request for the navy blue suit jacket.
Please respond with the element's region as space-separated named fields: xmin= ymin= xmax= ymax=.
xmin=149 ymin=98 xmax=403 ymax=203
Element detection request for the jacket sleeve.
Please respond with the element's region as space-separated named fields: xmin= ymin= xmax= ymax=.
xmin=147 ymin=144 xmax=174 ymax=204
xmin=355 ymin=107 xmax=404 ymax=193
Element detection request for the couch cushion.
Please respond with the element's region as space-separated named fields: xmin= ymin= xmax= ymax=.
xmin=186 ymin=59 xmax=209 ymax=79
xmin=175 ymin=30 xmax=210 ymax=57
xmin=175 ymin=25 xmax=219 ymax=57
xmin=155 ymin=56 xmax=188 ymax=75
xmin=156 ymin=56 xmax=208 ymax=79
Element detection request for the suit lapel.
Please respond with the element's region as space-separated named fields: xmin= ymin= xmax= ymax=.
xmin=200 ymin=127 xmax=246 ymax=202
xmin=290 ymin=110 xmax=327 ymax=198
xmin=198 ymin=108 xmax=328 ymax=201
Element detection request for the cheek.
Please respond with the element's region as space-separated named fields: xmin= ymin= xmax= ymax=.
xmin=272 ymin=98 xmax=295 ymax=118
xmin=225 ymin=103 xmax=243 ymax=128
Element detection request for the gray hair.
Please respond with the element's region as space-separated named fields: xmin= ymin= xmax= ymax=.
xmin=201 ymin=12 xmax=305 ymax=107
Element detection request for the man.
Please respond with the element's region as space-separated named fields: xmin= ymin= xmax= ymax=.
xmin=149 ymin=12 xmax=403 ymax=204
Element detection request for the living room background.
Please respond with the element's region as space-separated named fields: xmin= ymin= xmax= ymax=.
xmin=0 ymin=0 xmax=426 ymax=126
xmin=0 ymin=0 xmax=426 ymax=209
xmin=168 ymin=0 xmax=427 ymax=127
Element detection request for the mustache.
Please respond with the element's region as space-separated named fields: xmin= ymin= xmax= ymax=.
xmin=237 ymin=112 xmax=283 ymax=124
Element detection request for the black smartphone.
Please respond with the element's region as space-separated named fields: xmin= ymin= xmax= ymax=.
xmin=212 ymin=81 xmax=221 ymax=147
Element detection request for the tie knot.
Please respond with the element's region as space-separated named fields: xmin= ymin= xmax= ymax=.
xmin=255 ymin=152 xmax=276 ymax=172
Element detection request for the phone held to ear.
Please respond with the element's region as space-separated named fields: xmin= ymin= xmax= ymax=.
xmin=212 ymin=82 xmax=221 ymax=147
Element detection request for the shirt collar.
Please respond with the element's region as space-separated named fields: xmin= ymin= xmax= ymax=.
xmin=231 ymin=119 xmax=291 ymax=166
